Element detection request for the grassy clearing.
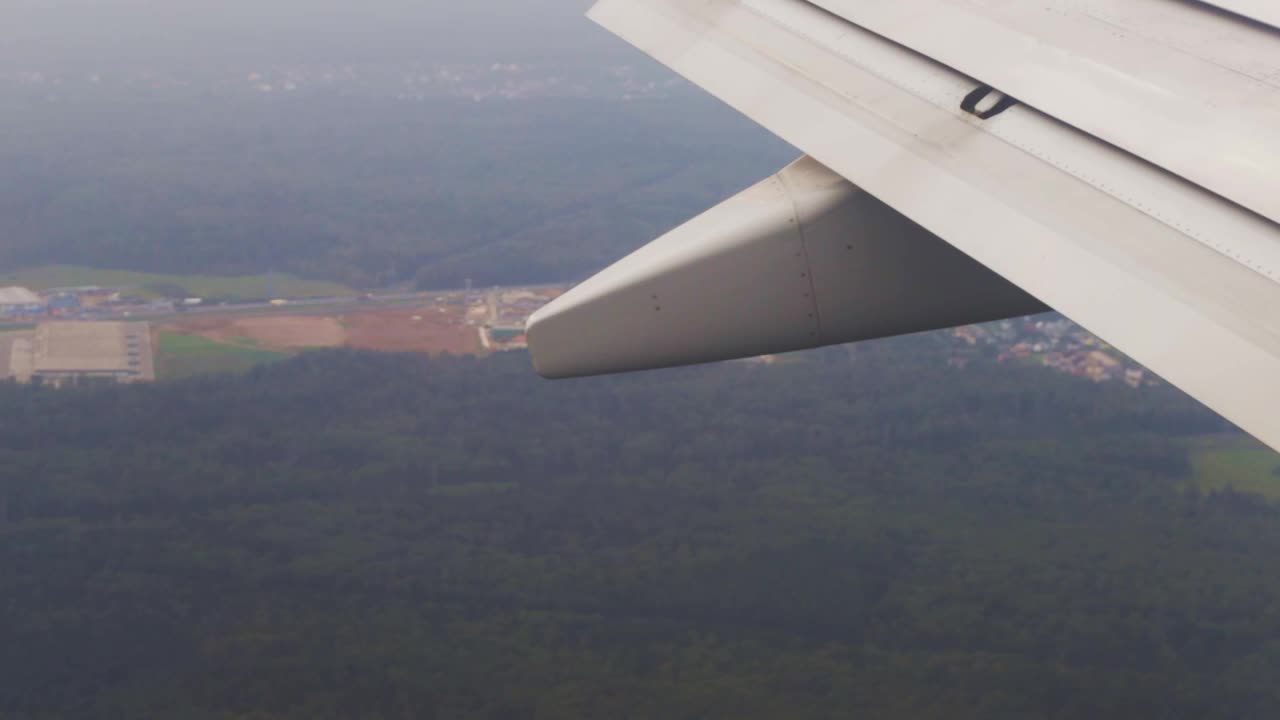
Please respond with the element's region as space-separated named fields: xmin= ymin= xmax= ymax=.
xmin=157 ymin=332 xmax=291 ymax=380
xmin=428 ymin=482 xmax=517 ymax=497
xmin=1189 ymin=434 xmax=1280 ymax=500
xmin=0 ymin=266 xmax=356 ymax=301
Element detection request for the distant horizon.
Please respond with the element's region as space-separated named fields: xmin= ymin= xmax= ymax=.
xmin=2 ymin=0 xmax=621 ymax=69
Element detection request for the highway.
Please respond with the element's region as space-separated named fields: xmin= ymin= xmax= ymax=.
xmin=21 ymin=282 xmax=569 ymax=325
xmin=100 ymin=291 xmax=464 ymax=322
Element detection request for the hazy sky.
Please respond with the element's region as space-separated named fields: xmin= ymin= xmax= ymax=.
xmin=2 ymin=0 xmax=626 ymax=68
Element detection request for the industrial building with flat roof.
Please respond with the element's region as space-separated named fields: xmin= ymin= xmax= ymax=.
xmin=9 ymin=322 xmax=154 ymax=385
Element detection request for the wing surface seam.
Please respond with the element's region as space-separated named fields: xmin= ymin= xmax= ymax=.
xmin=775 ymin=171 xmax=826 ymax=341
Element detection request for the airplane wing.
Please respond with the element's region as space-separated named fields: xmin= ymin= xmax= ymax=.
xmin=526 ymin=0 xmax=1280 ymax=452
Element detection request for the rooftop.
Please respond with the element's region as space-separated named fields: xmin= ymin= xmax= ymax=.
xmin=0 ymin=286 xmax=41 ymax=305
xmin=33 ymin=322 xmax=149 ymax=374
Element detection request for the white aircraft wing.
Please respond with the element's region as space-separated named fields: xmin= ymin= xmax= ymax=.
xmin=526 ymin=0 xmax=1280 ymax=452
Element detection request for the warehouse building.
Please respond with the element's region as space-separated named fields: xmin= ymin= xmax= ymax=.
xmin=15 ymin=322 xmax=154 ymax=385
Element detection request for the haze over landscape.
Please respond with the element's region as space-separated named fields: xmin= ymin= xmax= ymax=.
xmin=0 ymin=0 xmax=793 ymax=289
xmin=2 ymin=2 xmax=1280 ymax=718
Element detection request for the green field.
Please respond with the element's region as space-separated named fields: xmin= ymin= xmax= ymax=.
xmin=156 ymin=332 xmax=292 ymax=380
xmin=0 ymin=266 xmax=356 ymax=302
xmin=1190 ymin=434 xmax=1280 ymax=500
xmin=427 ymin=481 xmax=517 ymax=497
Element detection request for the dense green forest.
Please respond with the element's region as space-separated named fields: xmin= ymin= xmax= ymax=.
xmin=0 ymin=94 xmax=792 ymax=290
xmin=10 ymin=4 xmax=1277 ymax=717
xmin=0 ymin=0 xmax=795 ymax=290
xmin=4 ymin=336 xmax=1278 ymax=719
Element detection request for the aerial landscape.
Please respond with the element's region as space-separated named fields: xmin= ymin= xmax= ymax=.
xmin=2 ymin=1 xmax=1280 ymax=719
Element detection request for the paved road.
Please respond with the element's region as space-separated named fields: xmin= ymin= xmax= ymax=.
xmin=104 ymin=292 xmax=457 ymax=323
xmin=54 ymin=283 xmax=566 ymax=324
xmin=486 ymin=292 xmax=500 ymax=325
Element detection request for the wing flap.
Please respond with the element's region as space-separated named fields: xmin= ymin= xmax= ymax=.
xmin=804 ymin=0 xmax=1280 ymax=227
xmin=587 ymin=0 xmax=1280 ymax=450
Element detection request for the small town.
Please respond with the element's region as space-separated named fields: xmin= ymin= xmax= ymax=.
xmin=0 ymin=282 xmax=563 ymax=384
xmin=951 ymin=317 xmax=1156 ymax=388
xmin=2 ymin=281 xmax=1154 ymax=389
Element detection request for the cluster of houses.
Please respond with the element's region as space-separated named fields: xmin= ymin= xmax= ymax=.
xmin=953 ymin=317 xmax=1155 ymax=388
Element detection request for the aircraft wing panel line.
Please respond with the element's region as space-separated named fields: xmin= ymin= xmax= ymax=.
xmin=588 ymin=0 xmax=1280 ymax=449
xmin=802 ymin=0 xmax=1280 ymax=227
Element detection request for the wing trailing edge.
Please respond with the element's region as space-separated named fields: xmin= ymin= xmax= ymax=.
xmin=1198 ymin=0 xmax=1280 ymax=30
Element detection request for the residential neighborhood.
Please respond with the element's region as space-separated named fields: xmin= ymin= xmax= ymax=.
xmin=952 ymin=317 xmax=1156 ymax=388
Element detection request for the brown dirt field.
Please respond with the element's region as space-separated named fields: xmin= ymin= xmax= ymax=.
xmin=163 ymin=305 xmax=484 ymax=356
xmin=341 ymin=307 xmax=482 ymax=355
xmin=235 ymin=316 xmax=346 ymax=348
xmin=165 ymin=315 xmax=346 ymax=350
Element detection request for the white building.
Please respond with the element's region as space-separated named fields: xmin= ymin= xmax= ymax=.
xmin=0 ymin=287 xmax=43 ymax=316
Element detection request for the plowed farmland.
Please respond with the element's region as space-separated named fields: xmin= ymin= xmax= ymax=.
xmin=162 ymin=306 xmax=480 ymax=356
xmin=342 ymin=307 xmax=481 ymax=355
xmin=164 ymin=316 xmax=347 ymax=351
